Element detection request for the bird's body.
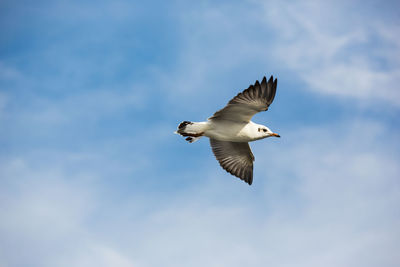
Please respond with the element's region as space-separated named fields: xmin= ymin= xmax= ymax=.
xmin=176 ymin=76 xmax=280 ymax=185
xmin=185 ymin=120 xmax=270 ymax=142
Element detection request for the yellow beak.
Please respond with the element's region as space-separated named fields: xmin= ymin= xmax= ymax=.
xmin=271 ymin=133 xmax=280 ymax=138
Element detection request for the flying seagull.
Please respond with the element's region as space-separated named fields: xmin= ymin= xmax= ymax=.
xmin=176 ymin=76 xmax=280 ymax=185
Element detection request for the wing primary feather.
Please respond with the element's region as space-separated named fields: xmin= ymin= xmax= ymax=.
xmin=209 ymin=75 xmax=278 ymax=122
xmin=273 ymin=78 xmax=278 ymax=96
xmin=261 ymin=76 xmax=267 ymax=91
xmin=269 ymin=78 xmax=277 ymax=105
xmin=254 ymin=80 xmax=261 ymax=98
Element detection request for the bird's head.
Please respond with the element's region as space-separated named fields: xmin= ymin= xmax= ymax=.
xmin=257 ymin=126 xmax=280 ymax=139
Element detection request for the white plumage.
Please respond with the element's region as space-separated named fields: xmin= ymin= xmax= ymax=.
xmin=176 ymin=76 xmax=280 ymax=185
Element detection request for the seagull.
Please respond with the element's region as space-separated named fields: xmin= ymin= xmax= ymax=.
xmin=176 ymin=76 xmax=280 ymax=185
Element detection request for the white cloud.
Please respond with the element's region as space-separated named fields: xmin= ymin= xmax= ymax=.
xmin=252 ymin=119 xmax=400 ymax=266
xmin=1 ymin=119 xmax=398 ymax=267
xmin=1 ymin=1 xmax=399 ymax=266
xmin=30 ymin=86 xmax=146 ymax=124
xmin=261 ymin=1 xmax=400 ymax=106
xmin=0 ymin=157 xmax=138 ymax=267
xmin=0 ymin=83 xmax=147 ymax=130
xmin=161 ymin=1 xmax=400 ymax=109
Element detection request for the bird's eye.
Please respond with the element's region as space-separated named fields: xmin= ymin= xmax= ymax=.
xmin=263 ymin=129 xmax=267 ymax=132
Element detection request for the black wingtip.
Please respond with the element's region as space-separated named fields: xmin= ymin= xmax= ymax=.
xmin=244 ymin=169 xmax=253 ymax=185
xmin=248 ymin=171 xmax=253 ymax=185
xmin=262 ymin=76 xmax=267 ymax=84
xmin=260 ymin=75 xmax=275 ymax=82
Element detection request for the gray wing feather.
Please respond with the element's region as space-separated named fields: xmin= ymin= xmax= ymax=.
xmin=210 ymin=139 xmax=255 ymax=185
xmin=209 ymin=76 xmax=277 ymax=122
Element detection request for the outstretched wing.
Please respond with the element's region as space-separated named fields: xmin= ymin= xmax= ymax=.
xmin=210 ymin=139 xmax=255 ymax=185
xmin=209 ymin=76 xmax=277 ymax=122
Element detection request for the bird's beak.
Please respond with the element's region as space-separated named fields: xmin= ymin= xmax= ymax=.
xmin=270 ymin=133 xmax=280 ymax=138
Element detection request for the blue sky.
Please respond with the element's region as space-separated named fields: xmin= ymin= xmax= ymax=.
xmin=1 ymin=0 xmax=400 ymax=266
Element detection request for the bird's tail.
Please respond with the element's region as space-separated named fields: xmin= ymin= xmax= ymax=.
xmin=175 ymin=121 xmax=208 ymax=143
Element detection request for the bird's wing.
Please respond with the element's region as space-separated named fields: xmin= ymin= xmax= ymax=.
xmin=210 ymin=139 xmax=255 ymax=185
xmin=209 ymin=76 xmax=277 ymax=122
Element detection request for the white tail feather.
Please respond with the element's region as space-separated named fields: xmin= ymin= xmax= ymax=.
xmin=176 ymin=121 xmax=209 ymax=143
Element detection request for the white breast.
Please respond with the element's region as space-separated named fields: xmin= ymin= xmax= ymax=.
xmin=204 ymin=120 xmax=258 ymax=142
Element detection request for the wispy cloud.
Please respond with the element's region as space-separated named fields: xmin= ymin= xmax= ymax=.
xmin=160 ymin=1 xmax=400 ymax=109
xmin=1 ymin=1 xmax=399 ymax=266
xmin=1 ymin=118 xmax=398 ymax=267
xmin=262 ymin=1 xmax=400 ymax=106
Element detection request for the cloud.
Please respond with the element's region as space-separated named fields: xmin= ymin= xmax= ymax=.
xmin=262 ymin=1 xmax=400 ymax=107
xmin=22 ymin=86 xmax=147 ymax=125
xmin=1 ymin=118 xmax=398 ymax=267
xmin=0 ymin=156 xmax=138 ymax=267
xmin=1 ymin=1 xmax=399 ymax=267
xmin=160 ymin=1 xmax=400 ymax=109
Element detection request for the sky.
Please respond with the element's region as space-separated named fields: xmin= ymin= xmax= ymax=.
xmin=1 ymin=0 xmax=400 ymax=266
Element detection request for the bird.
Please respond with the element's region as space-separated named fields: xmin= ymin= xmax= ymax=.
xmin=175 ymin=75 xmax=280 ymax=185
